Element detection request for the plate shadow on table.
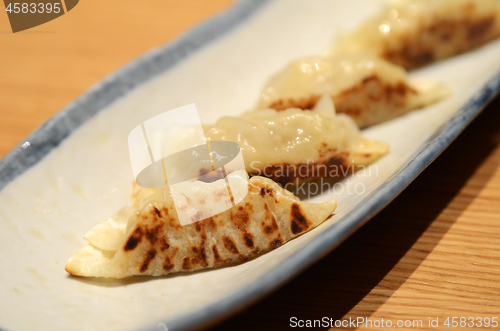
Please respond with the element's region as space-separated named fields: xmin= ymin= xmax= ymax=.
xmin=210 ymin=94 xmax=500 ymax=331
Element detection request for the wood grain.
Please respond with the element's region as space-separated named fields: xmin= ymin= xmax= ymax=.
xmin=214 ymin=96 xmax=500 ymax=330
xmin=0 ymin=0 xmax=234 ymax=158
xmin=1 ymin=2 xmax=500 ymax=330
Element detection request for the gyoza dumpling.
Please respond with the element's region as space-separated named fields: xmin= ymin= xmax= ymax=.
xmin=254 ymin=53 xmax=450 ymax=128
xmin=205 ymin=96 xmax=389 ymax=186
xmin=336 ymin=0 xmax=500 ymax=69
xmin=65 ymin=174 xmax=336 ymax=278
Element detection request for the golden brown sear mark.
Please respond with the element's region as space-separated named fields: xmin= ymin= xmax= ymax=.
xmin=140 ymin=249 xmax=157 ymax=273
xmin=124 ymin=227 xmax=143 ymax=251
xmin=243 ymin=233 xmax=254 ymax=249
xmin=160 ymin=237 xmax=170 ymax=252
xmin=174 ymin=225 xmax=210 ymax=272
xmin=145 ymin=223 xmax=163 ymax=245
xmin=182 ymin=257 xmax=191 ymax=271
xmin=162 ymin=246 xmax=179 ymax=271
xmin=261 ymin=205 xmax=279 ymax=236
xmin=267 ymin=75 xmax=418 ymax=129
xmin=208 ymin=218 xmax=217 ymax=231
xmin=198 ymin=168 xmax=224 ymax=182
xmin=290 ymin=203 xmax=309 ymax=234
xmin=259 ymin=187 xmax=274 ymax=197
xmin=222 ymin=236 xmax=239 ymax=255
xmin=382 ymin=14 xmax=500 ymax=69
xmin=468 ymin=16 xmax=495 ymax=40
xmin=269 ymin=95 xmax=321 ymax=111
xmin=264 ymin=225 xmax=274 ymax=234
xmin=229 ymin=209 xmax=256 ymax=249
xmin=212 ymin=244 xmax=232 ymax=267
xmin=334 ymin=76 xmax=416 ymax=123
xmin=189 ymin=243 xmax=208 ymax=268
xmin=163 ymin=257 xmax=175 ymax=272
xmin=270 ymin=238 xmax=283 ymax=250
xmin=212 ymin=244 xmax=221 ymax=263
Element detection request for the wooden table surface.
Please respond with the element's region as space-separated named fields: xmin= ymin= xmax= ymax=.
xmin=1 ymin=1 xmax=499 ymax=330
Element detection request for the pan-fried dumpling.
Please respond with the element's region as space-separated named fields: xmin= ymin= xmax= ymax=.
xmin=205 ymin=95 xmax=389 ymax=185
xmin=65 ymin=175 xmax=337 ymax=278
xmin=254 ymin=52 xmax=450 ymax=128
xmin=336 ymin=0 xmax=500 ymax=69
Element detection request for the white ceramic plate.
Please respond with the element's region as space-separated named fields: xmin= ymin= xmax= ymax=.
xmin=1 ymin=0 xmax=500 ymax=330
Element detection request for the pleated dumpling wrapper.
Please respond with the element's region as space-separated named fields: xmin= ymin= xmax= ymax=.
xmin=205 ymin=95 xmax=389 ymax=186
xmin=65 ymin=173 xmax=337 ymax=278
xmin=335 ymin=0 xmax=500 ymax=70
xmin=254 ymin=52 xmax=450 ymax=128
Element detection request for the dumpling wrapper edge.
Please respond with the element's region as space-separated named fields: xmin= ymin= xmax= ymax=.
xmin=65 ymin=176 xmax=337 ymax=278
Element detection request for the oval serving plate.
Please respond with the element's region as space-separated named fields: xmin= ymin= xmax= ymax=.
xmin=1 ymin=0 xmax=500 ymax=330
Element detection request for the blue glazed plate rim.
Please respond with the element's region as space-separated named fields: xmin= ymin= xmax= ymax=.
xmin=0 ymin=1 xmax=499 ymax=330
xmin=159 ymin=72 xmax=500 ymax=331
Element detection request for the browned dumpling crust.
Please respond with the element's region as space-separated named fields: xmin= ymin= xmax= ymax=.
xmin=254 ymin=53 xmax=449 ymax=129
xmin=266 ymin=75 xmax=420 ymax=130
xmin=65 ymin=176 xmax=336 ymax=278
xmin=337 ymin=0 xmax=500 ymax=70
xmin=205 ymin=96 xmax=390 ymax=185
